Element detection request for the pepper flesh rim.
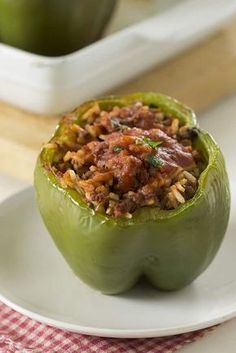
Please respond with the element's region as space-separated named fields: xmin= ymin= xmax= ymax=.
xmin=39 ymin=92 xmax=221 ymax=225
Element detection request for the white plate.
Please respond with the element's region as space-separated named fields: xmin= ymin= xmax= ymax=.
xmin=0 ymin=102 xmax=236 ymax=338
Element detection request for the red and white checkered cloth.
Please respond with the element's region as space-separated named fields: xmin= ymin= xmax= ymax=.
xmin=0 ymin=302 xmax=215 ymax=353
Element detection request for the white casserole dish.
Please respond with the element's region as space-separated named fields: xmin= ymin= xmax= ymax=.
xmin=0 ymin=0 xmax=235 ymax=115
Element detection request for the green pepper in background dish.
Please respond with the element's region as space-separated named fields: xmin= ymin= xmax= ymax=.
xmin=0 ymin=0 xmax=117 ymax=56
xmin=34 ymin=93 xmax=230 ymax=294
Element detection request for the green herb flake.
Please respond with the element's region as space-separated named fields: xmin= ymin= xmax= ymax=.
xmin=146 ymin=155 xmax=164 ymax=168
xmin=113 ymin=146 xmax=124 ymax=153
xmin=136 ymin=136 xmax=162 ymax=149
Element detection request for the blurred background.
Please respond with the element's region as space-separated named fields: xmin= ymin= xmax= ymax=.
xmin=105 ymin=0 xmax=179 ymax=33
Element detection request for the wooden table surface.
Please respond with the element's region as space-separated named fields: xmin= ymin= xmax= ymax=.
xmin=1 ymin=17 xmax=236 ymax=182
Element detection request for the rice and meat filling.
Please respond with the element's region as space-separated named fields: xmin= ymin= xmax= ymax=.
xmin=52 ymin=102 xmax=203 ymax=218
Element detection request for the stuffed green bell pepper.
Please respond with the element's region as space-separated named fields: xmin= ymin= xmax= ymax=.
xmin=34 ymin=93 xmax=230 ymax=294
xmin=0 ymin=0 xmax=117 ymax=56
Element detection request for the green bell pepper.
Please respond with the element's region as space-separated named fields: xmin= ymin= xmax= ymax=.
xmin=0 ymin=0 xmax=117 ymax=56
xmin=34 ymin=93 xmax=230 ymax=294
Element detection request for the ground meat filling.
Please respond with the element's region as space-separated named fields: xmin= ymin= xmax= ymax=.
xmin=52 ymin=102 xmax=202 ymax=218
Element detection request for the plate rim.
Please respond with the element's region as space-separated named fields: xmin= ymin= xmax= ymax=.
xmin=0 ymin=292 xmax=236 ymax=338
xmin=0 ymin=187 xmax=235 ymax=338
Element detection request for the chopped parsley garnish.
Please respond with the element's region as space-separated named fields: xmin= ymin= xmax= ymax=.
xmin=113 ymin=146 xmax=124 ymax=153
xmin=111 ymin=118 xmax=129 ymax=130
xmin=136 ymin=136 xmax=162 ymax=149
xmin=146 ymin=155 xmax=163 ymax=168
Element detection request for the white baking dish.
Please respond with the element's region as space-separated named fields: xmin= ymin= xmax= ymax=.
xmin=0 ymin=0 xmax=236 ymax=115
